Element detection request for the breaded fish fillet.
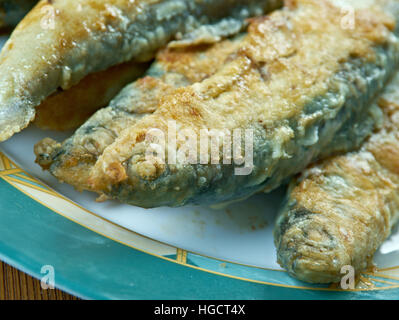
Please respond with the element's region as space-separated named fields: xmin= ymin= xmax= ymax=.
xmin=0 ymin=0 xmax=282 ymax=141
xmin=274 ymin=72 xmax=399 ymax=284
xmin=35 ymin=35 xmax=244 ymax=190
xmin=36 ymin=0 xmax=399 ymax=209
xmin=0 ymin=0 xmax=37 ymax=30
xmin=34 ymin=60 xmax=149 ymax=131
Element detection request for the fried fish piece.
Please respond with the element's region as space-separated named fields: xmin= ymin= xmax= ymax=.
xmin=34 ymin=60 xmax=149 ymax=131
xmin=35 ymin=34 xmax=244 ymax=190
xmin=64 ymin=0 xmax=399 ymax=208
xmin=274 ymin=71 xmax=399 ymax=284
xmin=0 ymin=0 xmax=282 ymax=142
xmin=0 ymin=0 xmax=37 ymax=30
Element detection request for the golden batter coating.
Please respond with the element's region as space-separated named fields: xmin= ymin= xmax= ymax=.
xmin=0 ymin=0 xmax=281 ymax=141
xmin=35 ymin=35 xmax=243 ymax=190
xmin=83 ymin=0 xmax=399 ymax=208
xmin=274 ymin=72 xmax=399 ymax=284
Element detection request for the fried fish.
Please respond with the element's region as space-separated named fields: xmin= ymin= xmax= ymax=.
xmin=36 ymin=0 xmax=399 ymax=208
xmin=35 ymin=34 xmax=244 ymax=190
xmin=274 ymin=71 xmax=399 ymax=284
xmin=0 ymin=0 xmax=37 ymax=30
xmin=0 ymin=0 xmax=282 ymax=142
xmin=41 ymin=0 xmax=399 ymax=209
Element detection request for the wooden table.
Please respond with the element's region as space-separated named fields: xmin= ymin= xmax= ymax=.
xmin=0 ymin=261 xmax=78 ymax=300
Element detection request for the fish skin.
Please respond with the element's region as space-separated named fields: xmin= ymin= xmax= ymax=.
xmin=76 ymin=0 xmax=399 ymax=208
xmin=0 ymin=0 xmax=37 ymax=30
xmin=274 ymin=72 xmax=399 ymax=284
xmin=0 ymin=0 xmax=283 ymax=142
xmin=35 ymin=35 xmax=244 ymax=190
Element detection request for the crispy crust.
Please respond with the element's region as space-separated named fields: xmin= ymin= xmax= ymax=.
xmin=86 ymin=0 xmax=399 ymax=207
xmin=0 ymin=0 xmax=282 ymax=141
xmin=274 ymin=72 xmax=399 ymax=284
xmin=35 ymin=34 xmax=243 ymax=190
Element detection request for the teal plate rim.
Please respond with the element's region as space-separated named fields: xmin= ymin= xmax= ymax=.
xmin=1 ymin=151 xmax=399 ymax=300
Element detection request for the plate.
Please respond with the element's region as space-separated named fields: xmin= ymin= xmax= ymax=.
xmin=0 ymin=43 xmax=399 ymax=301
